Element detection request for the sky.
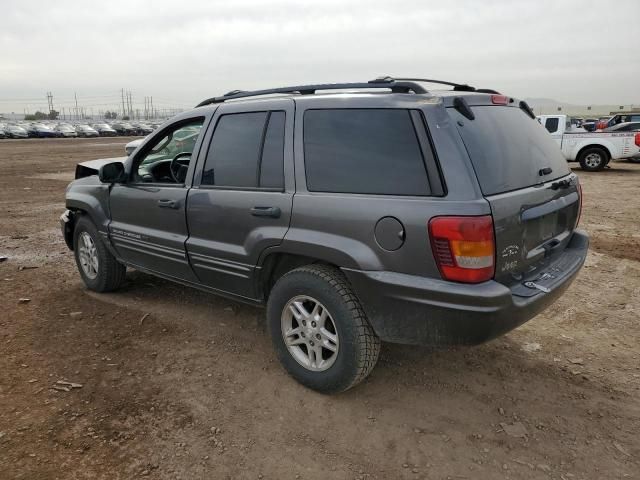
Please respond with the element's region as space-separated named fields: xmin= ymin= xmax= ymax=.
xmin=1 ymin=0 xmax=639 ymax=115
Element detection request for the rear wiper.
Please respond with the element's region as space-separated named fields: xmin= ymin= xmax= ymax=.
xmin=453 ymin=96 xmax=475 ymax=120
xmin=520 ymin=100 xmax=536 ymax=119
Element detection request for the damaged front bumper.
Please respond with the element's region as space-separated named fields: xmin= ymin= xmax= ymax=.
xmin=60 ymin=209 xmax=75 ymax=250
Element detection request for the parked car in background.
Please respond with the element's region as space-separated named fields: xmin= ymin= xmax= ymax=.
xmin=61 ymin=77 xmax=588 ymax=393
xmin=582 ymin=118 xmax=598 ymax=132
xmin=92 ymin=123 xmax=118 ymax=137
xmin=111 ymin=122 xmax=137 ymax=136
xmin=538 ymin=114 xmax=640 ymax=170
xmin=124 ymin=125 xmax=201 ymax=155
xmin=55 ymin=124 xmax=78 ymax=138
xmin=4 ymin=125 xmax=29 ymax=139
xmin=597 ymin=113 xmax=640 ymax=130
xmin=27 ymin=123 xmax=58 ymax=138
xmin=75 ymin=125 xmax=99 ymax=138
xmin=603 ymin=121 xmax=640 ymax=133
xmin=131 ymin=122 xmax=154 ymax=136
xmin=125 ymin=137 xmax=144 ymax=155
xmin=0 ymin=127 xmax=6 ymax=139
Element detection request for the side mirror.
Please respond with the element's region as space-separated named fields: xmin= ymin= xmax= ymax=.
xmin=98 ymin=162 xmax=126 ymax=183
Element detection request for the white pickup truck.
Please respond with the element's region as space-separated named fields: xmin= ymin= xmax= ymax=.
xmin=537 ymin=114 xmax=640 ymax=171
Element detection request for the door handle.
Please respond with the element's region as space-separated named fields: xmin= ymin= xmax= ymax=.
xmin=250 ymin=206 xmax=281 ymax=218
xmin=157 ymin=199 xmax=179 ymax=209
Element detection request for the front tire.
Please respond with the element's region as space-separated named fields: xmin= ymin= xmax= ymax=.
xmin=267 ymin=265 xmax=380 ymax=393
xmin=73 ymin=216 xmax=126 ymax=292
xmin=578 ymin=147 xmax=608 ymax=171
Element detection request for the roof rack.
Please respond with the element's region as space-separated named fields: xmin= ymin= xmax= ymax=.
xmin=391 ymin=77 xmax=500 ymax=94
xmin=195 ymin=76 xmax=499 ymax=107
xmin=196 ymin=78 xmax=428 ymax=107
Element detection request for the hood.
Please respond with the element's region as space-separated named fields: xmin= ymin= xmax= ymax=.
xmin=75 ymin=157 xmax=127 ymax=179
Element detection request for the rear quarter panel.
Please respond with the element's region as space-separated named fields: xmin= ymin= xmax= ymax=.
xmin=281 ymin=95 xmax=489 ymax=275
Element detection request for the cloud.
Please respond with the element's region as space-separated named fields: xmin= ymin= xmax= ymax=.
xmin=0 ymin=0 xmax=638 ymax=114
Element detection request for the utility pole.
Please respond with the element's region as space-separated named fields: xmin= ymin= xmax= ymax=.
xmin=74 ymin=92 xmax=79 ymax=121
xmin=121 ymin=88 xmax=126 ymax=118
xmin=46 ymin=92 xmax=54 ymax=117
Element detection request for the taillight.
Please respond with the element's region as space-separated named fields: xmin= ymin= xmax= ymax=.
xmin=428 ymin=215 xmax=495 ymax=283
xmin=576 ymin=183 xmax=583 ymax=227
xmin=491 ymin=95 xmax=509 ymax=105
xmin=634 ymin=133 xmax=640 ymax=147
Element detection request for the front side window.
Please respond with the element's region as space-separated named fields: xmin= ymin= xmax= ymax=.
xmin=133 ymin=119 xmax=204 ymax=184
xmin=201 ymin=111 xmax=285 ymax=189
xmin=303 ymin=109 xmax=430 ymax=195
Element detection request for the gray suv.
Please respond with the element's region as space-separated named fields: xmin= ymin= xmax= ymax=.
xmin=61 ymin=77 xmax=588 ymax=393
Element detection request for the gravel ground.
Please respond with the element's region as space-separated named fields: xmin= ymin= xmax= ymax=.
xmin=0 ymin=138 xmax=639 ymax=480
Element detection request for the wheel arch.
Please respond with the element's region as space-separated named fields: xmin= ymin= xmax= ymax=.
xmin=256 ymin=251 xmax=345 ymax=302
xmin=575 ymin=143 xmax=612 ymax=162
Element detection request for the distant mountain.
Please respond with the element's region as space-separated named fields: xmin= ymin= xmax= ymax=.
xmin=523 ymin=98 xmax=637 ymax=116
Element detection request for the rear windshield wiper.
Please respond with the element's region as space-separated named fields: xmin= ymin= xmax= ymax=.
xmin=520 ymin=100 xmax=536 ymax=119
xmin=453 ymin=96 xmax=475 ymax=120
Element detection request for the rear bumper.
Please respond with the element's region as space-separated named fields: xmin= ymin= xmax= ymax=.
xmin=343 ymin=229 xmax=589 ymax=346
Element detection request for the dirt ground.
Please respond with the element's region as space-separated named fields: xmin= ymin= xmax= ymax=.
xmin=0 ymin=138 xmax=638 ymax=480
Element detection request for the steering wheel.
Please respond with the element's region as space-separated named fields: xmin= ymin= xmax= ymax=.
xmin=169 ymin=152 xmax=192 ymax=183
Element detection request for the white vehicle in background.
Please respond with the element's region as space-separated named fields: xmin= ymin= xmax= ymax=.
xmin=125 ymin=137 xmax=144 ymax=155
xmin=537 ymin=114 xmax=640 ymax=171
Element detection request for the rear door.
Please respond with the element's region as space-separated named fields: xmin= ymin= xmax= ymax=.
xmin=186 ymin=99 xmax=294 ymax=299
xmin=448 ymin=104 xmax=581 ymax=288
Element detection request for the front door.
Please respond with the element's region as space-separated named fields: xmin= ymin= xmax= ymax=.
xmin=108 ymin=116 xmax=207 ymax=282
xmin=186 ymin=99 xmax=294 ymax=299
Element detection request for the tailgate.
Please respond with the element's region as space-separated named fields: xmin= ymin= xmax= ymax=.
xmin=447 ymin=102 xmax=581 ymax=286
xmin=487 ymin=174 xmax=580 ymax=284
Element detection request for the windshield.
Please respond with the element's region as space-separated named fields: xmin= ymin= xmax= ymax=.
xmin=448 ymin=106 xmax=570 ymax=196
xmin=140 ymin=123 xmax=203 ymax=166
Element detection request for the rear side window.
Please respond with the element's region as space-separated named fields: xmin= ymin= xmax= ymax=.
xmin=201 ymin=111 xmax=285 ymax=188
xmin=544 ymin=117 xmax=559 ymax=133
xmin=449 ymin=106 xmax=570 ymax=196
xmin=304 ymin=109 xmax=430 ymax=195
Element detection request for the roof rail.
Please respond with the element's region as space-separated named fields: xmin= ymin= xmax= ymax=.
xmin=392 ymin=77 xmax=500 ymax=94
xmin=196 ymin=78 xmax=428 ymax=107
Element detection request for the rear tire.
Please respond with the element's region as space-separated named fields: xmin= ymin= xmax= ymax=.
xmin=578 ymin=147 xmax=608 ymax=171
xmin=73 ymin=216 xmax=126 ymax=292
xmin=266 ymin=264 xmax=380 ymax=394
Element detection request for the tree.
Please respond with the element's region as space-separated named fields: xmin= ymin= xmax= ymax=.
xmin=24 ymin=111 xmax=48 ymax=120
xmin=104 ymin=111 xmax=118 ymax=120
xmin=48 ymin=110 xmax=59 ymax=120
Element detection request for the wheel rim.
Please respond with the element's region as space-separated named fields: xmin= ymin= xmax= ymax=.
xmin=78 ymin=232 xmax=99 ymax=279
xmin=281 ymin=295 xmax=339 ymax=372
xmin=585 ymin=152 xmax=602 ymax=168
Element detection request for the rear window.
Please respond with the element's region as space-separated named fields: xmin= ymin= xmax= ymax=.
xmin=449 ymin=106 xmax=570 ymax=196
xmin=304 ymin=109 xmax=430 ymax=195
